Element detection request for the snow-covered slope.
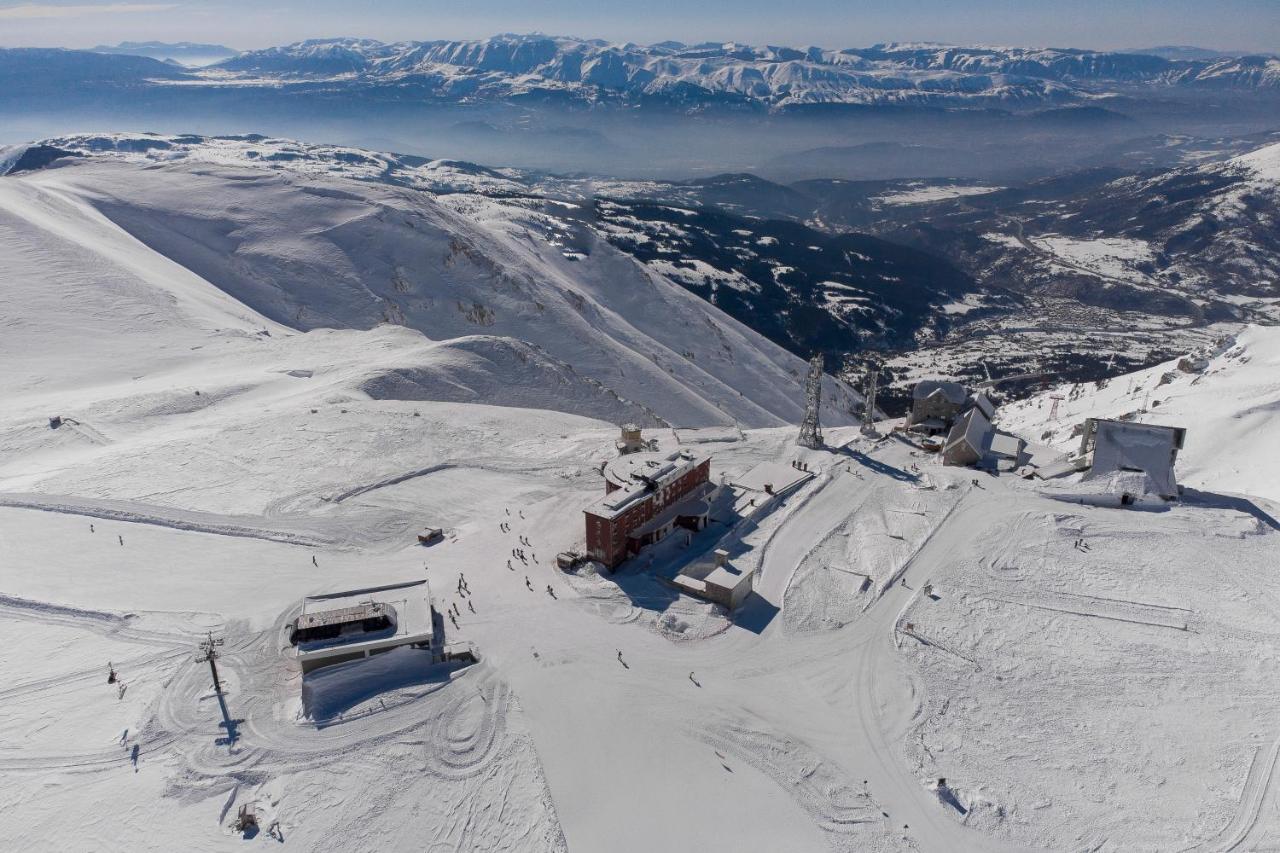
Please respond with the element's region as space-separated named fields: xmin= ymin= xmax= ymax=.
xmin=2 ymin=138 xmax=861 ymax=430
xmin=1000 ymin=325 xmax=1280 ymax=502
xmin=4 ymin=133 xmax=1280 ymax=852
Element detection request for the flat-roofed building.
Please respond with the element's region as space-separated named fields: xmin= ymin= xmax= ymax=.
xmin=673 ymin=548 xmax=756 ymax=611
xmin=585 ymin=449 xmax=711 ymax=569
xmin=289 ymin=580 xmax=443 ymax=674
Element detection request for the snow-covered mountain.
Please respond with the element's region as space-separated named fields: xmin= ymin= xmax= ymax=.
xmin=204 ymin=35 xmax=1280 ymax=108
xmin=2 ymin=132 xmax=994 ymax=380
xmin=2 ymin=35 xmax=1276 ymax=113
xmin=0 ymin=132 xmax=862 ymax=431
xmin=199 ymin=35 xmax=1280 ymax=109
xmin=5 ymin=126 xmax=1280 ymax=853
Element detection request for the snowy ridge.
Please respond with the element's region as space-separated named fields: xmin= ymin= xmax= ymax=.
xmin=195 ymin=35 xmax=1280 ymax=108
xmin=3 ymin=133 xmax=862 ymax=430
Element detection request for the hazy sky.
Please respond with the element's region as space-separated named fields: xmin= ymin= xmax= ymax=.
xmin=0 ymin=0 xmax=1276 ymax=53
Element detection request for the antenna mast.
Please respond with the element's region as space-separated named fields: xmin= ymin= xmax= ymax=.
xmin=861 ymin=364 xmax=880 ymax=437
xmin=797 ymin=354 xmax=825 ymax=449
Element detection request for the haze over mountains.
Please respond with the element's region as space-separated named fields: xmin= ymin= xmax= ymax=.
xmin=3 ymin=32 xmax=1279 ymax=179
xmin=90 ymin=41 xmax=240 ymax=67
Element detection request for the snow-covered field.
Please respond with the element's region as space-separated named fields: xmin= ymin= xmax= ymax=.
xmin=875 ymin=184 xmax=1001 ymax=205
xmin=1029 ymin=235 xmax=1155 ymax=280
xmin=4 ymin=142 xmax=1280 ymax=852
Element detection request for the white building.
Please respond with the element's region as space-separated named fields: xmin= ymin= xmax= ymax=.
xmin=1078 ymin=418 xmax=1186 ymax=500
xmin=289 ymin=579 xmax=442 ymax=674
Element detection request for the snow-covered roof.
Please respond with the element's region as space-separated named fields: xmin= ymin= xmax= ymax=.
xmin=989 ymin=431 xmax=1024 ymax=460
xmin=590 ymin=449 xmax=710 ymax=520
xmin=943 ymin=406 xmax=993 ymax=460
xmin=973 ymin=392 xmax=996 ymax=420
xmin=704 ymin=563 xmax=755 ymax=593
xmin=1086 ymin=419 xmax=1183 ymax=499
xmin=913 ymin=380 xmax=969 ymax=405
xmin=292 ymin=579 xmax=436 ymax=665
xmin=731 ymin=461 xmax=813 ymax=494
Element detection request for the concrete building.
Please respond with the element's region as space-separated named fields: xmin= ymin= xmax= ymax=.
xmin=617 ymin=423 xmax=646 ymax=455
xmin=1078 ymin=418 xmax=1186 ymax=500
xmin=674 ymin=549 xmax=756 ymax=611
xmin=941 ymin=407 xmax=994 ymax=467
xmin=585 ymin=449 xmax=712 ymax=569
xmin=940 ymin=396 xmax=1026 ymax=469
xmin=906 ymin=380 xmax=971 ymax=435
xmin=289 ymin=580 xmax=443 ymax=674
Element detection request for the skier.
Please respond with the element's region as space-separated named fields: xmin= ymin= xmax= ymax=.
xmin=90 ymin=523 xmax=94 ymax=533
xmin=467 ymin=600 xmax=475 ymax=614
xmin=525 ymin=576 xmax=532 ymax=590
xmin=118 ymin=535 xmax=123 ymax=546
xmin=312 ymin=554 xmax=317 ymax=567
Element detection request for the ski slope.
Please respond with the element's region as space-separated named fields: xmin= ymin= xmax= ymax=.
xmin=4 ymin=139 xmax=1280 ymax=852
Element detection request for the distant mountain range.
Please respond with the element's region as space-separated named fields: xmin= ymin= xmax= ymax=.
xmin=4 ymin=34 xmax=1278 ymax=110
xmin=90 ymin=41 xmax=238 ymax=67
xmin=206 ymin=35 xmax=1280 ymax=108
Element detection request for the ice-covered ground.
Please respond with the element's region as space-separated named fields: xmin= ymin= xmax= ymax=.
xmin=4 ymin=143 xmax=1280 ymax=852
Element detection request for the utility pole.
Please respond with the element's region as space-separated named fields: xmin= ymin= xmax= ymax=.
xmin=196 ymin=632 xmax=225 ymax=694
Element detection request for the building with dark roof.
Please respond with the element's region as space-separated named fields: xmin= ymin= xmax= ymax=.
xmin=906 ymin=380 xmax=971 ymax=435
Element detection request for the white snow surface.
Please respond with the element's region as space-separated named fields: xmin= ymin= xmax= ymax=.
xmin=4 ymin=139 xmax=1280 ymax=852
xmin=3 ymin=137 xmax=862 ymax=431
xmin=873 ymin=184 xmax=1001 ymax=205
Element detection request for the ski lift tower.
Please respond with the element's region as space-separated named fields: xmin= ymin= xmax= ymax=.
xmin=196 ymin=631 xmax=225 ymax=694
xmin=797 ymin=354 xmax=825 ymax=449
xmin=861 ymin=364 xmax=880 ymax=437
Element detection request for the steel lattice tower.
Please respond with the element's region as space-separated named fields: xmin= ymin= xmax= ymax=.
xmin=797 ymin=354 xmax=824 ymax=449
xmin=861 ymin=365 xmax=880 ymax=436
